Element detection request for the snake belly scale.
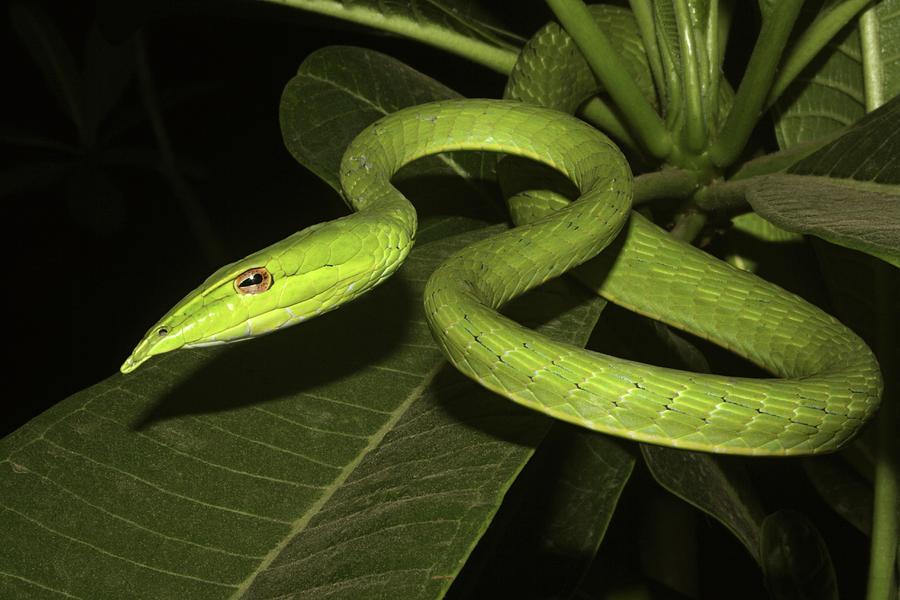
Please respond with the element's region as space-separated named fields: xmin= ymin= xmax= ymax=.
xmin=123 ymin=99 xmax=881 ymax=457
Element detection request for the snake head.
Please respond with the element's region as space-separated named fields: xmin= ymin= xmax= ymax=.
xmin=121 ymin=218 xmax=410 ymax=374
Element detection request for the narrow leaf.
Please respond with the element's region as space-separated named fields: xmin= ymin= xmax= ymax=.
xmin=760 ymin=510 xmax=839 ymax=600
xmin=641 ymin=447 xmax=766 ymax=564
xmin=803 ymin=457 xmax=873 ymax=536
xmin=774 ymin=14 xmax=865 ymax=147
xmin=745 ymin=174 xmax=899 ymax=267
xmin=749 ymin=96 xmax=900 ymax=265
xmin=452 ymin=426 xmax=634 ymax=599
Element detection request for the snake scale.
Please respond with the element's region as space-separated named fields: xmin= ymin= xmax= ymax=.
xmin=122 ymin=11 xmax=882 ymax=456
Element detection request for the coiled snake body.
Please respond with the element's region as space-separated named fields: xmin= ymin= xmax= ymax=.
xmin=123 ymin=24 xmax=882 ymax=457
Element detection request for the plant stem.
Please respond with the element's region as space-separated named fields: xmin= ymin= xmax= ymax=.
xmin=767 ymin=0 xmax=872 ymax=108
xmin=670 ymin=207 xmax=707 ymax=243
xmin=580 ymin=98 xmax=642 ymax=154
xmin=633 ymin=169 xmax=703 ymax=205
xmin=709 ymin=0 xmax=804 ymax=168
xmin=673 ymin=0 xmax=706 ymax=153
xmin=867 ymin=377 xmax=899 ymax=600
xmin=692 ymin=177 xmax=751 ymax=213
xmin=861 ymin=15 xmax=897 ymax=595
xmin=706 ymin=0 xmax=721 ymax=118
xmin=546 ymin=0 xmax=673 ymax=160
xmin=628 ymin=0 xmax=665 ymax=99
xmin=860 ymin=6 xmax=885 ymax=112
xmin=263 ymin=0 xmax=519 ymax=74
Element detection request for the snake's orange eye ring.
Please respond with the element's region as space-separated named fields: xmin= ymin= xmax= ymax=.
xmin=234 ymin=267 xmax=273 ymax=294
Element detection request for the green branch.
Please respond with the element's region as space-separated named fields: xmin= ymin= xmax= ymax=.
xmin=867 ymin=381 xmax=899 ymax=600
xmin=628 ymin=0 xmax=666 ymax=99
xmin=262 ymin=0 xmax=519 ymax=74
xmin=546 ymin=0 xmax=673 ymax=159
xmin=767 ymin=0 xmax=872 ymax=108
xmin=673 ymin=0 xmax=706 ymax=153
xmin=633 ymin=168 xmax=703 ymax=205
xmin=580 ymin=98 xmax=642 ymax=154
xmin=709 ymin=0 xmax=804 ymax=168
xmin=860 ymin=6 xmax=886 ymax=112
xmin=860 ymin=10 xmax=897 ymax=597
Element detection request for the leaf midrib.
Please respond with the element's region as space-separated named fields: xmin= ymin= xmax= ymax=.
xmin=230 ymin=361 xmax=445 ymax=599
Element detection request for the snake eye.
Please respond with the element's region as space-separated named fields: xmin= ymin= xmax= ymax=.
xmin=157 ymin=327 xmax=169 ymax=337
xmin=235 ymin=267 xmax=272 ymax=294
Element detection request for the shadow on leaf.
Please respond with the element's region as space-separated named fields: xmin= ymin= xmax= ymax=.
xmin=131 ymin=275 xmax=416 ymax=429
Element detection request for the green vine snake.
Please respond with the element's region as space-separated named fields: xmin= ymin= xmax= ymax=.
xmin=121 ymin=12 xmax=882 ymax=457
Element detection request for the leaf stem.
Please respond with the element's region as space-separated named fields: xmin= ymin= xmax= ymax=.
xmin=766 ymin=0 xmax=872 ymax=109
xmin=859 ymin=5 xmax=885 ymax=112
xmin=673 ymin=0 xmax=706 ymax=153
xmin=859 ymin=20 xmax=897 ymax=595
xmin=867 ymin=376 xmax=899 ymax=600
xmin=546 ymin=0 xmax=673 ymax=160
xmin=628 ymin=0 xmax=666 ymax=100
xmin=633 ymin=169 xmax=703 ymax=205
xmin=262 ymin=0 xmax=519 ymax=74
xmin=709 ymin=0 xmax=804 ymax=168
xmin=580 ymin=98 xmax=642 ymax=154
xmin=706 ymin=0 xmax=721 ymax=119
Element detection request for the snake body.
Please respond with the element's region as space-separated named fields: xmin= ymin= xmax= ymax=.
xmin=122 ymin=30 xmax=882 ymax=456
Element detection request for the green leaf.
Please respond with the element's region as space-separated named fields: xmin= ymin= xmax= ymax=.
xmin=760 ymin=510 xmax=839 ymax=600
xmin=451 ymin=426 xmax=634 ymax=598
xmin=787 ymin=94 xmax=900 ymax=182
xmin=774 ymin=14 xmax=865 ymax=147
xmin=641 ymin=447 xmax=766 ymax=564
xmin=8 ymin=0 xmax=86 ymax=140
xmin=0 ymin=223 xmax=605 ymax=599
xmin=259 ymin=0 xmax=522 ymax=73
xmin=881 ymin=1 xmax=900 ymax=101
xmin=745 ymin=174 xmax=899 ymax=267
xmin=802 ymin=456 xmax=873 ymax=536
xmin=748 ymin=96 xmax=900 ymax=266
xmin=280 ymin=45 xmax=503 ymax=242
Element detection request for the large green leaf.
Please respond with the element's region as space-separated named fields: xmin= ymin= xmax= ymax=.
xmin=748 ymin=96 xmax=900 ymax=266
xmin=260 ymin=0 xmax=522 ymax=73
xmin=449 ymin=426 xmax=634 ymax=598
xmin=641 ymin=448 xmax=766 ymax=564
xmin=0 ymin=225 xmax=604 ymax=599
xmin=1 ymin=41 xmax=612 ymax=598
xmin=774 ymin=10 xmax=865 ymax=147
